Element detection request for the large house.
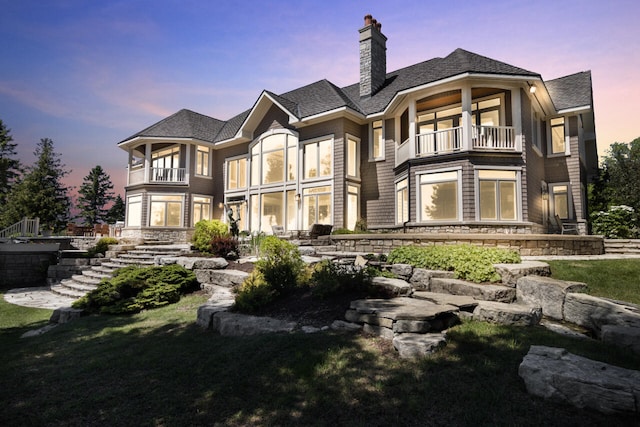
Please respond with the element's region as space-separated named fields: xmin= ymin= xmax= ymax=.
xmin=118 ymin=15 xmax=598 ymax=242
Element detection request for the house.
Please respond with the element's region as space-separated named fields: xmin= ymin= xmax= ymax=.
xmin=117 ymin=15 xmax=598 ymax=242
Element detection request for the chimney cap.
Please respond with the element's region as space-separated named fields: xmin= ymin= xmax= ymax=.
xmin=364 ymin=14 xmax=373 ymax=26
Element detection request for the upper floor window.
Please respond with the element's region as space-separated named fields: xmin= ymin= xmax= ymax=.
xmin=371 ymin=120 xmax=384 ymax=160
xmin=250 ymin=132 xmax=297 ymax=186
xmin=550 ymin=117 xmax=566 ymax=154
xmin=478 ymin=170 xmax=518 ymax=221
xmin=304 ymin=138 xmax=332 ymax=180
xmin=346 ymin=135 xmax=360 ymax=178
xmin=419 ymin=170 xmax=460 ymax=221
xmin=196 ymin=146 xmax=210 ymax=176
xmin=227 ymin=157 xmax=247 ymax=190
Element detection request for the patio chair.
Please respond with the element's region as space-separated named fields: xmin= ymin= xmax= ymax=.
xmin=553 ymin=214 xmax=579 ymax=235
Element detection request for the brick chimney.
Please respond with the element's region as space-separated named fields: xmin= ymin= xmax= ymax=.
xmin=359 ymin=14 xmax=387 ymax=98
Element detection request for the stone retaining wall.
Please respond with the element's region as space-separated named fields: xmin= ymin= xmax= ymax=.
xmin=0 ymin=244 xmax=59 ymax=287
xmin=604 ymin=239 xmax=640 ymax=255
xmin=330 ymin=233 xmax=604 ymax=256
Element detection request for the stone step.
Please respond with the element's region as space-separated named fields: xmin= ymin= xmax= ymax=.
xmin=108 ymin=257 xmax=154 ymax=266
xmin=91 ymin=265 xmax=118 ymax=274
xmin=59 ymin=279 xmax=97 ymax=293
xmin=412 ymin=291 xmax=478 ymax=311
xmin=51 ymin=283 xmax=90 ymax=299
xmin=71 ymin=274 xmax=102 ymax=286
xmin=118 ymin=253 xmax=158 ymax=260
xmin=430 ymin=277 xmax=516 ymax=303
xmin=472 ymin=301 xmax=542 ymax=326
xmin=82 ymin=269 xmax=111 ymax=280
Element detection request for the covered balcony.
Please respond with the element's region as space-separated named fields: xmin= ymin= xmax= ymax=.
xmin=395 ymin=87 xmax=523 ymax=166
xmin=125 ymin=143 xmax=190 ymax=187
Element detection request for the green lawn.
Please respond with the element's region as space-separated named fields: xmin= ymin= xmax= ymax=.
xmin=547 ymin=259 xmax=640 ymax=305
xmin=2 ymin=285 xmax=640 ymax=427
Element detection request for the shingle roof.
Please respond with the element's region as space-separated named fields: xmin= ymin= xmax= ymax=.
xmin=545 ymin=71 xmax=592 ymax=111
xmin=121 ymin=109 xmax=225 ymax=143
xmin=121 ymin=48 xmax=588 ymax=145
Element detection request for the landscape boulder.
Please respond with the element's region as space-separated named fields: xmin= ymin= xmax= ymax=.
xmin=519 ymin=345 xmax=640 ymax=414
xmin=563 ymin=293 xmax=640 ymax=335
xmin=516 ymin=275 xmax=586 ymax=320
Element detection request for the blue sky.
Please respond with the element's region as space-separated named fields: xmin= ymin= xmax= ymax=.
xmin=1 ymin=0 xmax=639 ymax=198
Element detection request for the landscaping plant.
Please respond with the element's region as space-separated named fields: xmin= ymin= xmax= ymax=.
xmin=387 ymin=244 xmax=520 ymax=283
xmin=191 ymin=219 xmax=228 ymax=253
xmin=73 ymin=264 xmax=199 ymax=314
xmin=88 ymin=236 xmax=119 ymax=257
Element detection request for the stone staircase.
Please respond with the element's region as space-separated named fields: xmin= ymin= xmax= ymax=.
xmin=50 ymin=242 xmax=192 ymax=299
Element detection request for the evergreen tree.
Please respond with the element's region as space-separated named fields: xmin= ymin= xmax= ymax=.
xmin=0 ymin=119 xmax=22 ymax=207
xmin=1 ymin=138 xmax=71 ymax=231
xmin=77 ymin=165 xmax=115 ymax=225
xmin=600 ymin=138 xmax=640 ymax=212
xmin=105 ymin=194 xmax=126 ymax=223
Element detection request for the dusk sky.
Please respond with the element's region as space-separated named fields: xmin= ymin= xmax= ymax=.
xmin=1 ymin=0 xmax=639 ymax=200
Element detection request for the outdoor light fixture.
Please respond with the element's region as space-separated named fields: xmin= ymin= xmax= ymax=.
xmin=295 ymin=193 xmax=301 ymax=202
xmin=218 ymin=202 xmax=224 ymax=209
xmin=529 ymin=84 xmax=537 ymax=94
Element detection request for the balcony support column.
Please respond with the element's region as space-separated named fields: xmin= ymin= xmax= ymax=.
xmin=461 ymin=83 xmax=472 ymax=151
xmin=408 ymin=101 xmax=416 ymax=158
xmin=512 ymin=88 xmax=523 ymax=151
xmin=184 ymin=143 xmax=191 ymax=184
xmin=144 ymin=142 xmax=151 ymax=184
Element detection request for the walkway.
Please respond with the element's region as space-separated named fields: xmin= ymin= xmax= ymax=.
xmin=3 ymin=287 xmax=77 ymax=310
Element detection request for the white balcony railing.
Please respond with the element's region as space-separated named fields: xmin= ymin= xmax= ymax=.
xmin=128 ymin=167 xmax=145 ymax=185
xmin=472 ymin=125 xmax=515 ymax=150
xmin=151 ymin=167 xmax=186 ymax=183
xmin=395 ymin=125 xmax=517 ymax=164
xmin=416 ymin=127 xmax=463 ymax=157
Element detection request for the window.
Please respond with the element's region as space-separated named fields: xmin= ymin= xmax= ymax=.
xmin=126 ymin=195 xmax=142 ymax=227
xmin=150 ymin=195 xmax=182 ymax=227
xmin=346 ymin=135 xmax=360 ymax=178
xmin=302 ymin=186 xmax=332 ymax=229
xmin=196 ymin=146 xmax=210 ymax=176
xmin=227 ymin=157 xmax=247 ymax=190
xmin=304 ymin=138 xmax=332 ymax=179
xmin=419 ymin=171 xmax=459 ymax=221
xmin=192 ymin=196 xmax=211 ymax=225
xmin=346 ymin=184 xmax=359 ymax=230
xmin=531 ymin=111 xmax=542 ymax=153
xmin=396 ymin=178 xmax=408 ymax=224
xmin=478 ymin=170 xmax=518 ymax=221
xmin=550 ymin=117 xmax=566 ymax=154
xmin=152 ymin=147 xmax=181 ymax=181
xmin=250 ymin=132 xmax=297 ymax=186
xmin=371 ymin=120 xmax=384 ymax=160
xmin=550 ymin=184 xmax=571 ymax=219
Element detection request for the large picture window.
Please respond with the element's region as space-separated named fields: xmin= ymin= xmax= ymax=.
xmin=250 ymin=132 xmax=297 ymax=186
xmin=150 ymin=195 xmax=182 ymax=227
xmin=419 ymin=171 xmax=459 ymax=221
xmin=478 ymin=170 xmax=517 ymax=221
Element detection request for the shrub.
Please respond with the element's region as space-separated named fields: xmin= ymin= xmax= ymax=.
xmin=210 ymin=235 xmax=239 ymax=260
xmin=73 ymin=264 xmax=199 ymax=314
xmin=331 ymin=228 xmax=354 ymax=235
xmin=310 ymin=260 xmax=373 ymax=298
xmin=591 ymin=205 xmax=640 ymax=238
xmin=88 ymin=237 xmax=119 ymax=257
xmin=387 ymin=244 xmax=521 ymax=283
xmin=233 ymin=270 xmax=275 ymax=313
xmin=256 ymin=236 xmax=304 ymax=296
xmin=192 ymin=219 xmax=228 ymax=253
xmin=354 ymin=217 xmax=368 ymax=233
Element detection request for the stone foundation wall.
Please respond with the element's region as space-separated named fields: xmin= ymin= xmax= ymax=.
xmin=330 ymin=233 xmax=604 ymax=256
xmin=368 ymin=222 xmax=549 ymax=235
xmin=121 ymin=227 xmax=192 ymax=243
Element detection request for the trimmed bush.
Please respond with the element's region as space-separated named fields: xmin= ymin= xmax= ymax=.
xmin=73 ymin=264 xmax=199 ymax=314
xmin=210 ymin=235 xmax=239 ymax=260
xmin=387 ymin=244 xmax=520 ymax=283
xmin=233 ymin=270 xmax=275 ymax=313
xmin=192 ymin=219 xmax=228 ymax=253
xmin=310 ymin=260 xmax=375 ymax=298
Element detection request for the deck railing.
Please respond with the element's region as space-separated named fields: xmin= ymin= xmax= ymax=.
xmin=150 ymin=167 xmax=187 ymax=183
xmin=472 ymin=125 xmax=515 ymax=150
xmin=0 ymin=217 xmax=40 ymax=238
xmin=416 ymin=127 xmax=463 ymax=156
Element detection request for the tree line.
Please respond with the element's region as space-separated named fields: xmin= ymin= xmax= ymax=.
xmin=0 ymin=119 xmax=125 ymax=232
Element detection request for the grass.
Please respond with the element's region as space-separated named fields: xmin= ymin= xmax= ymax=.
xmin=2 ymin=285 xmax=640 ymax=426
xmin=547 ymin=259 xmax=640 ymax=305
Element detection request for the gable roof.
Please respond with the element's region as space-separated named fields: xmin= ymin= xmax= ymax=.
xmin=120 ymin=48 xmax=590 ymax=146
xmin=545 ymin=71 xmax=593 ymax=111
xmin=120 ymin=109 xmax=225 ymax=144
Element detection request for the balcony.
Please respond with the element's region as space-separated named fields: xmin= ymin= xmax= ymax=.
xmin=128 ymin=167 xmax=187 ymax=186
xmin=396 ymin=125 xmax=517 ymax=165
